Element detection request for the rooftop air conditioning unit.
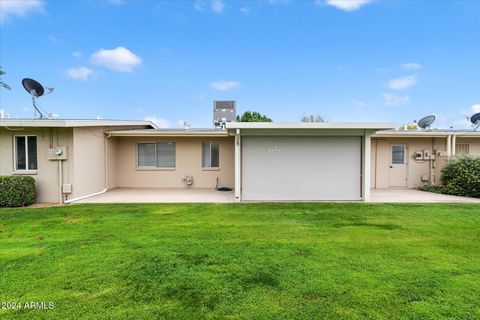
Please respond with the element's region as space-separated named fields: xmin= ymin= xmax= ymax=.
xmin=213 ymin=100 xmax=236 ymax=129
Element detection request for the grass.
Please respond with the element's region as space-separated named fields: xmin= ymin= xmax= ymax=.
xmin=0 ymin=203 xmax=479 ymax=319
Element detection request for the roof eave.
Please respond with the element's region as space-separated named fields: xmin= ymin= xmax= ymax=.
xmin=226 ymin=122 xmax=397 ymax=130
xmin=106 ymin=131 xmax=230 ymax=137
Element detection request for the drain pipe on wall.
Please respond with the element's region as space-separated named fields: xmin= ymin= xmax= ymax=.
xmin=451 ymin=134 xmax=456 ymax=157
xmin=446 ymin=135 xmax=452 ymax=160
xmin=64 ymin=189 xmax=107 ymax=204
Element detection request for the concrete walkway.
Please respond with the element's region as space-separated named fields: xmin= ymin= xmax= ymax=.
xmin=73 ymin=187 xmax=480 ymax=204
xmin=75 ymin=188 xmax=235 ymax=204
xmin=371 ymin=188 xmax=480 ymax=203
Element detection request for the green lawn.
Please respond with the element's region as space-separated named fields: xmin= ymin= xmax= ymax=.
xmin=0 ymin=203 xmax=479 ymax=319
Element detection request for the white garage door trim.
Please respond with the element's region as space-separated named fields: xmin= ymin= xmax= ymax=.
xmin=241 ymin=136 xmax=362 ymax=201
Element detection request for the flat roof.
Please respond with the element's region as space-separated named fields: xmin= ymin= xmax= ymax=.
xmin=107 ymin=128 xmax=229 ymax=137
xmin=226 ymin=122 xmax=396 ymax=130
xmin=374 ymin=129 xmax=480 ymax=137
xmin=0 ymin=118 xmax=156 ymax=128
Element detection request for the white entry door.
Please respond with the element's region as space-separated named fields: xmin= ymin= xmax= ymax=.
xmin=389 ymin=144 xmax=408 ymax=187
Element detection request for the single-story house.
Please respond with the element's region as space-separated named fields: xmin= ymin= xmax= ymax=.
xmin=1 ymin=118 xmax=479 ymax=203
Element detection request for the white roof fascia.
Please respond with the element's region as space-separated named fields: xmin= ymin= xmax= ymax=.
xmin=0 ymin=119 xmax=156 ymax=128
xmin=226 ymin=122 xmax=396 ymax=130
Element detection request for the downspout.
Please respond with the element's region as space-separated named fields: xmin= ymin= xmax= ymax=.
xmin=104 ymin=132 xmax=109 ymax=191
xmin=446 ymin=135 xmax=451 ymax=160
xmin=234 ymin=129 xmax=241 ymax=202
xmin=57 ymin=127 xmax=64 ymax=203
xmin=451 ymin=134 xmax=456 ymax=157
xmin=428 ymin=138 xmax=437 ymax=185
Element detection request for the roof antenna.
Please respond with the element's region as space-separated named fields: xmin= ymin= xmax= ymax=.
xmin=470 ymin=112 xmax=480 ymax=131
xmin=417 ymin=115 xmax=436 ymax=131
xmin=21 ymin=78 xmax=54 ymax=119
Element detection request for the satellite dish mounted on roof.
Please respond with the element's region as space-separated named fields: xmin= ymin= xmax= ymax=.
xmin=22 ymin=78 xmax=54 ymax=119
xmin=417 ymin=115 xmax=436 ymax=131
xmin=470 ymin=112 xmax=480 ymax=131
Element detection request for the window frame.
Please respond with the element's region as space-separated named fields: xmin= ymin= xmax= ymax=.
xmin=202 ymin=141 xmax=220 ymax=170
xmin=13 ymin=135 xmax=38 ymax=173
xmin=456 ymin=143 xmax=470 ymax=155
xmin=391 ymin=144 xmax=406 ymax=165
xmin=136 ymin=141 xmax=176 ymax=170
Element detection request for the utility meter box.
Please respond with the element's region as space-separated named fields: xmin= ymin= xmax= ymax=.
xmin=62 ymin=184 xmax=72 ymax=194
xmin=47 ymin=146 xmax=67 ymax=160
xmin=415 ymin=150 xmax=424 ymax=160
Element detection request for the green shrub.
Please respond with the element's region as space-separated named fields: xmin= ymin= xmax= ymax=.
xmin=0 ymin=176 xmax=36 ymax=207
xmin=440 ymin=156 xmax=480 ymax=198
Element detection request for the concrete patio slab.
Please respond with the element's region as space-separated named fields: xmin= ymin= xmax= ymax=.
xmin=74 ymin=188 xmax=234 ymax=204
xmin=371 ymin=188 xmax=480 ymax=203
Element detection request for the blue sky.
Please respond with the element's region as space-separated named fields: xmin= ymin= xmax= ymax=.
xmin=1 ymin=0 xmax=479 ymax=128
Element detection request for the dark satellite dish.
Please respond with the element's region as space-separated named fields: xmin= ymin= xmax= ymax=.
xmin=21 ymin=78 xmax=54 ymax=119
xmin=471 ymin=112 xmax=480 ymax=131
xmin=417 ymin=115 xmax=436 ymax=130
xmin=22 ymin=78 xmax=45 ymax=97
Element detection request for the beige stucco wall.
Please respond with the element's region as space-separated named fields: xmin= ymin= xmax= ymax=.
xmin=70 ymin=127 xmax=107 ymax=199
xmin=371 ymin=137 xmax=448 ymax=188
xmin=106 ymin=136 xmax=118 ymax=189
xmin=0 ymin=127 xmax=74 ymax=203
xmin=456 ymin=137 xmax=480 ymax=155
xmin=114 ymin=136 xmax=234 ymax=189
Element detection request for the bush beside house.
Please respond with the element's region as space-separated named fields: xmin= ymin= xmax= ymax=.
xmin=0 ymin=176 xmax=36 ymax=207
xmin=440 ymin=156 xmax=480 ymax=198
xmin=422 ymin=156 xmax=480 ymax=198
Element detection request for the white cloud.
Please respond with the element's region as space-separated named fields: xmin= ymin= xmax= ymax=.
xmin=471 ymin=104 xmax=480 ymax=114
xmin=240 ymin=7 xmax=250 ymax=15
xmin=318 ymin=0 xmax=372 ymax=11
xmin=72 ymin=51 xmax=82 ymax=59
xmin=194 ymin=0 xmax=206 ymax=11
xmin=209 ymin=80 xmax=240 ymax=91
xmin=400 ymin=62 xmax=422 ymax=70
xmin=66 ymin=67 xmax=94 ymax=80
xmin=211 ymin=0 xmax=225 ymax=13
xmin=194 ymin=0 xmax=225 ymax=13
xmin=144 ymin=116 xmax=169 ymax=128
xmin=0 ymin=0 xmax=43 ymax=23
xmin=453 ymin=104 xmax=480 ymax=129
xmin=90 ymin=46 xmax=142 ymax=72
xmin=382 ymin=93 xmax=410 ymax=106
xmin=387 ymin=75 xmax=417 ymax=90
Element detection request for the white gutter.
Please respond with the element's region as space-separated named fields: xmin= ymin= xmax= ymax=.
xmin=107 ymin=131 xmax=229 ymax=137
xmin=447 ymin=135 xmax=451 ymax=159
xmin=64 ymin=188 xmax=107 ymax=204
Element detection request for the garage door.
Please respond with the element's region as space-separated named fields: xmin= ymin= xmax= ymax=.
xmin=241 ymin=136 xmax=362 ymax=201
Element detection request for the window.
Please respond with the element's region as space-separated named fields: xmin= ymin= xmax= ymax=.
xmin=137 ymin=142 xmax=176 ymax=168
xmin=15 ymin=136 xmax=37 ymax=171
xmin=456 ymin=143 xmax=470 ymax=155
xmin=391 ymin=145 xmax=405 ymax=164
xmin=202 ymin=142 xmax=219 ymax=168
